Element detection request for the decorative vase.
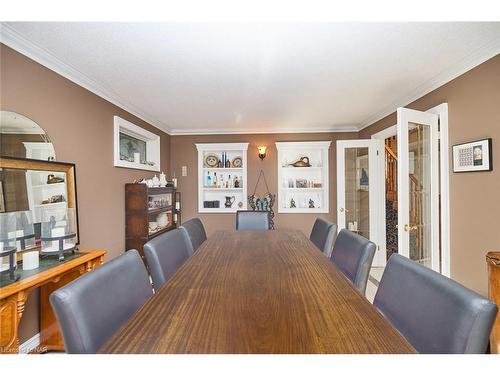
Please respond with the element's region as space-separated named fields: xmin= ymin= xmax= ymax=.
xmin=152 ymin=174 xmax=160 ymax=187
xmin=159 ymin=172 xmax=167 ymax=187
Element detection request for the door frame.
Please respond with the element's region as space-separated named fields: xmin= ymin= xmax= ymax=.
xmin=336 ymin=139 xmax=383 ymax=266
xmin=370 ymin=103 xmax=450 ymax=276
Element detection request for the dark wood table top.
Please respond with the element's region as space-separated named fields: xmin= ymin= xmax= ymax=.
xmin=100 ymin=230 xmax=416 ymax=354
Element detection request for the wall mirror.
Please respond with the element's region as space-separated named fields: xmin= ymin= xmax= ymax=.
xmin=0 ymin=111 xmax=56 ymax=161
xmin=0 ymin=156 xmax=79 ymax=259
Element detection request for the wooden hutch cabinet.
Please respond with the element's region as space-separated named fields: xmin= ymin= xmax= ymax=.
xmin=125 ymin=184 xmax=181 ymax=257
xmin=487 ymin=251 xmax=500 ymax=354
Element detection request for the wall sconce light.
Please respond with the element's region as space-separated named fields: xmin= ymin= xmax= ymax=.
xmin=258 ymin=146 xmax=267 ymax=160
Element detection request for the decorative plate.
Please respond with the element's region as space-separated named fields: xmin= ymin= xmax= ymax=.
xmin=204 ymin=154 xmax=219 ymax=168
xmin=232 ymin=156 xmax=243 ymax=168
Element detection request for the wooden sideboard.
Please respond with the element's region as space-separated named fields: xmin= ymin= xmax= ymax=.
xmin=487 ymin=251 xmax=500 ymax=354
xmin=0 ymin=249 xmax=106 ymax=354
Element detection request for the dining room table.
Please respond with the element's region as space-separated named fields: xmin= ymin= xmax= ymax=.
xmin=99 ymin=229 xmax=416 ymax=354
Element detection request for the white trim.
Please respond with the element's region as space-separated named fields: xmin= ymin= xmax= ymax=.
xmin=171 ymin=126 xmax=359 ymax=135
xmin=0 ymin=23 xmax=171 ymax=135
xmin=19 ymin=333 xmax=40 ymax=354
xmin=427 ymin=103 xmax=451 ymax=277
xmin=358 ymin=37 xmax=500 ymax=130
xmin=114 ymin=116 xmax=160 ymax=172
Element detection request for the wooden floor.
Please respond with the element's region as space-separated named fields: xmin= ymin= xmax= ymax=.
xmin=100 ymin=230 xmax=416 ymax=354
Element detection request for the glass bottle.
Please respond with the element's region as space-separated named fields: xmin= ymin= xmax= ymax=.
xmin=206 ymin=172 xmax=211 ymax=187
xmin=213 ymin=172 xmax=218 ymax=187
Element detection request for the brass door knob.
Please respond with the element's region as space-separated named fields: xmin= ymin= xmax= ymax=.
xmin=404 ymin=224 xmax=418 ymax=232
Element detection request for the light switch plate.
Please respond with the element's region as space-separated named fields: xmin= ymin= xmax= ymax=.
xmin=181 ymin=166 xmax=187 ymax=177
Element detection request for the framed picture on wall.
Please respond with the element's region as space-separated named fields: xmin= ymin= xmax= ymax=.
xmin=452 ymin=138 xmax=492 ymax=172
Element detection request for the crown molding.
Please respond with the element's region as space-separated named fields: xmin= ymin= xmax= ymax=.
xmin=169 ymin=125 xmax=359 ymax=136
xmin=0 ymin=23 xmax=172 ymax=135
xmin=358 ymin=37 xmax=500 ymax=131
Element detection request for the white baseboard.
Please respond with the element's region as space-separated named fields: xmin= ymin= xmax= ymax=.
xmin=19 ymin=333 xmax=40 ymax=354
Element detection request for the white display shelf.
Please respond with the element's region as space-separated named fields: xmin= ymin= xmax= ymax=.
xmin=196 ymin=143 xmax=249 ymax=213
xmin=203 ymin=187 xmax=244 ymax=191
xmin=35 ymin=202 xmax=67 ymax=208
xmin=32 ymin=182 xmax=66 ymax=189
xmin=202 ymin=167 xmax=243 ymax=171
xmin=282 ymin=187 xmax=324 ymax=191
xmin=276 ymin=141 xmax=331 ymax=214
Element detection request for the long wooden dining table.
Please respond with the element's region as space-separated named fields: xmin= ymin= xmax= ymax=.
xmin=99 ymin=229 xmax=416 ymax=354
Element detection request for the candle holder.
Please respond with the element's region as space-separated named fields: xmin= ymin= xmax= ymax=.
xmin=0 ymin=212 xmax=20 ymax=281
xmin=14 ymin=211 xmax=36 ymax=251
xmin=40 ymin=207 xmax=77 ymax=261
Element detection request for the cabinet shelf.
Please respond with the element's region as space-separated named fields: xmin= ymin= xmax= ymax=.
xmin=202 ymin=187 xmax=243 ymax=191
xmin=32 ymin=182 xmax=66 ymax=188
xmin=147 ymin=205 xmax=173 ymax=214
xmin=203 ymin=167 xmax=243 ymax=171
xmin=282 ymin=187 xmax=324 ymax=191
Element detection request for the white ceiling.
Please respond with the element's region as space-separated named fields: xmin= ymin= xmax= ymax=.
xmin=2 ymin=22 xmax=500 ymax=135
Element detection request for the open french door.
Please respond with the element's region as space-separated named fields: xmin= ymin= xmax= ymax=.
xmin=337 ymin=140 xmax=385 ymax=267
xmin=397 ymin=107 xmax=440 ymax=272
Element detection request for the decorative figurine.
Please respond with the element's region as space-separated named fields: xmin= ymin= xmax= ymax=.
xmin=290 ymin=198 xmax=296 ymax=208
xmin=308 ymin=199 xmax=315 ymax=208
xmin=152 ymin=174 xmax=160 ymax=187
xmin=159 ymin=172 xmax=167 ymax=187
xmin=238 ymin=201 xmax=243 ymax=208
xmin=288 ymin=156 xmax=311 ymax=168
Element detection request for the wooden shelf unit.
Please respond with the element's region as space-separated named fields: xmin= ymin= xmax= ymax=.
xmin=125 ymin=184 xmax=181 ymax=257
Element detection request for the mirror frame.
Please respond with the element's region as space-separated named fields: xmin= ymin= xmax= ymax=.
xmin=0 ymin=156 xmax=79 ymax=256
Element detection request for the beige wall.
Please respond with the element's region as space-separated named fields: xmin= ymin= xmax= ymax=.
xmin=171 ymin=132 xmax=357 ymax=237
xmin=360 ymin=54 xmax=500 ymax=296
xmin=0 ymin=44 xmax=171 ymax=341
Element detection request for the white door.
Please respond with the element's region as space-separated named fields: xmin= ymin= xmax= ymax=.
xmin=397 ymin=107 xmax=440 ymax=271
xmin=337 ymin=140 xmax=384 ymax=266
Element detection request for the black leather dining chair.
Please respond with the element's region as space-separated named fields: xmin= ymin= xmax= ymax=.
xmin=309 ymin=218 xmax=338 ymax=257
xmin=330 ymin=229 xmax=376 ymax=295
xmin=144 ymin=228 xmax=192 ymax=290
xmin=180 ymin=217 xmax=207 ymax=255
xmin=374 ymin=254 xmax=498 ymax=354
xmin=236 ymin=210 xmax=270 ymax=230
xmin=49 ymin=250 xmax=153 ymax=354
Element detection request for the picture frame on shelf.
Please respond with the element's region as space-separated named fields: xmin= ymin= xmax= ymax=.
xmin=452 ymin=138 xmax=492 ymax=173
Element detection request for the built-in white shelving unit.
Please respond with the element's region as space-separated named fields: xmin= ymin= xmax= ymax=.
xmin=196 ymin=143 xmax=249 ymax=213
xmin=276 ymin=141 xmax=331 ymax=213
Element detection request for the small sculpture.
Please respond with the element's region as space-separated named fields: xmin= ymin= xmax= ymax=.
xmin=289 ymin=156 xmax=311 ymax=168
xmin=152 ymin=174 xmax=160 ymax=187
xmin=290 ymin=198 xmax=296 ymax=208
xmin=159 ymin=172 xmax=167 ymax=187
xmin=308 ymin=199 xmax=315 ymax=208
